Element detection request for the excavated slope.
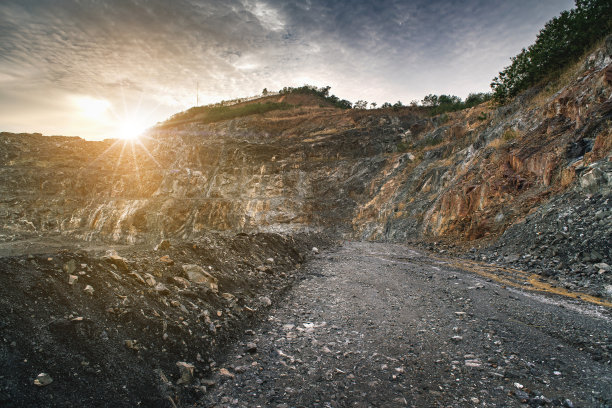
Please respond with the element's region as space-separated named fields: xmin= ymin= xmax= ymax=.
xmin=0 ymin=41 xmax=611 ymax=256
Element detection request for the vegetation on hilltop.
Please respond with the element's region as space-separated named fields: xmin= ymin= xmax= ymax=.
xmin=161 ymin=0 xmax=611 ymax=128
xmin=491 ymin=0 xmax=612 ymax=103
xmin=278 ymin=85 xmax=353 ymax=109
xmin=420 ymin=93 xmax=492 ymax=115
xmin=162 ymin=102 xmax=292 ymax=127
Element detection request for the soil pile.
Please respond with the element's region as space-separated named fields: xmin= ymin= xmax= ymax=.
xmin=0 ymin=232 xmax=331 ymax=407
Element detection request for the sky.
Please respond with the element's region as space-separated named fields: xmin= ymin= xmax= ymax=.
xmin=0 ymin=0 xmax=574 ymax=140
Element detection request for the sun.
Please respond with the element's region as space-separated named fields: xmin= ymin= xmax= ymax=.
xmin=116 ymin=118 xmax=149 ymax=140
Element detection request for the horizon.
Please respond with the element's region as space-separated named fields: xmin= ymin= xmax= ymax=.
xmin=0 ymin=0 xmax=574 ymax=140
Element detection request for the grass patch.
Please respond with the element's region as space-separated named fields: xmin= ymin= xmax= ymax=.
xmin=503 ymin=129 xmax=519 ymax=141
xmin=396 ymin=141 xmax=411 ymax=152
xmin=162 ymin=102 xmax=293 ymax=127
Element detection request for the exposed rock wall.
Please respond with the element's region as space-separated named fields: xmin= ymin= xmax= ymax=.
xmin=0 ymin=41 xmax=610 ymax=254
xmin=0 ymin=109 xmax=417 ymax=243
xmin=354 ymin=41 xmax=612 ymax=243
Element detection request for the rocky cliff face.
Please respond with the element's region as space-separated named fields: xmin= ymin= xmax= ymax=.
xmin=0 ymin=107 xmax=417 ymax=243
xmin=354 ymin=42 xmax=612 ymax=244
xmin=1 ymin=41 xmax=611 ymax=258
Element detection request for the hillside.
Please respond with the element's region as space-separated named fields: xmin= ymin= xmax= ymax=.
xmin=2 ymin=39 xmax=611 ymax=282
xmin=0 ymin=36 xmax=610 ymax=408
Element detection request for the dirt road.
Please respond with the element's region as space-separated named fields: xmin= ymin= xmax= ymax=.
xmin=201 ymin=242 xmax=611 ymax=407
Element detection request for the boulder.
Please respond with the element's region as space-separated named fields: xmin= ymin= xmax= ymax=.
xmin=104 ymin=250 xmax=129 ymax=272
xmin=182 ymin=264 xmax=218 ymax=291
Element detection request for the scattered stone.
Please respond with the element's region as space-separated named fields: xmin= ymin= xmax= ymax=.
xmin=154 ymin=283 xmax=170 ymax=295
xmin=33 ymin=373 xmax=53 ymax=387
xmin=176 ymin=362 xmax=195 ymax=385
xmin=200 ymin=378 xmax=215 ymax=387
xmin=182 ymin=264 xmax=218 ymax=291
xmin=154 ymin=368 xmax=170 ymax=384
xmin=83 ymin=285 xmax=94 ymax=295
xmin=221 ymin=292 xmax=235 ymax=300
xmin=505 ymin=254 xmax=520 ymax=263
xmin=234 ymin=365 xmax=249 ymax=374
xmin=144 ymin=273 xmax=156 ymax=287
xmin=514 ymin=389 xmax=529 ymax=401
xmin=172 ymin=276 xmax=190 ymax=289
xmin=594 ymin=262 xmax=610 ymax=271
xmin=260 ymin=296 xmax=272 ymax=307
xmin=68 ymin=275 xmax=78 ymax=285
xmin=265 ymin=257 xmax=275 ymax=264
xmin=155 ymin=239 xmax=171 ymax=251
xmin=218 ymin=368 xmax=234 ymax=378
xmin=63 ymin=259 xmax=77 ymax=274
xmin=563 ymin=399 xmax=575 ymax=408
xmin=311 ymin=247 xmax=319 ymax=254
xmin=464 ymin=359 xmax=482 ymax=368
xmin=124 ymin=340 xmax=139 ymax=351
xmin=130 ymin=271 xmax=146 ymax=284
xmin=104 ymin=251 xmax=129 ymax=272
xmin=245 ymin=342 xmax=257 ymax=353
xmin=451 ymin=335 xmax=463 ymax=342
xmin=159 ymin=255 xmax=174 ymax=265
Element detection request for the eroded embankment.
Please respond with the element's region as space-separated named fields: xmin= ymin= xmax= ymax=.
xmin=0 ymin=232 xmax=331 ymax=407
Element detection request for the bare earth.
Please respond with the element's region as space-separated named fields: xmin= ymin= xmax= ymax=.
xmin=201 ymin=242 xmax=612 ymax=408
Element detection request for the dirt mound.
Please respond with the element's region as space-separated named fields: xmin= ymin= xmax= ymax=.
xmin=0 ymin=232 xmax=332 ymax=407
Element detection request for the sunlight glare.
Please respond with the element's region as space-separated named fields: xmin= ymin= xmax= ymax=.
xmin=75 ymin=96 xmax=110 ymax=118
xmin=117 ymin=118 xmax=148 ymax=140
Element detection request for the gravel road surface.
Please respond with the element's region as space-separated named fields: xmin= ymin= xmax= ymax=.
xmin=201 ymin=242 xmax=612 ymax=407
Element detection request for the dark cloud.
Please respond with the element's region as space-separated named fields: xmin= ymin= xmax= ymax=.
xmin=0 ymin=0 xmax=573 ymax=138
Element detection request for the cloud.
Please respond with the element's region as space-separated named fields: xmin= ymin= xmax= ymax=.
xmin=0 ymin=0 xmax=574 ymax=138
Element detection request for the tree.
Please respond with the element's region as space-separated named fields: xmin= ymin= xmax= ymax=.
xmin=337 ymin=99 xmax=352 ymax=109
xmin=354 ymin=100 xmax=368 ymax=109
xmin=262 ymin=88 xmax=268 ymax=95
xmin=276 ymin=85 xmax=352 ymax=109
xmin=421 ymin=94 xmax=439 ymax=107
xmin=381 ymin=102 xmax=392 ymax=108
xmin=465 ymin=93 xmax=491 ymax=108
xmin=370 ymin=102 xmax=377 ymax=109
xmin=491 ymin=0 xmax=612 ymax=103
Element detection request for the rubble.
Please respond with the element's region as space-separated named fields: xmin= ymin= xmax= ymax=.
xmin=0 ymin=231 xmax=329 ymax=406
